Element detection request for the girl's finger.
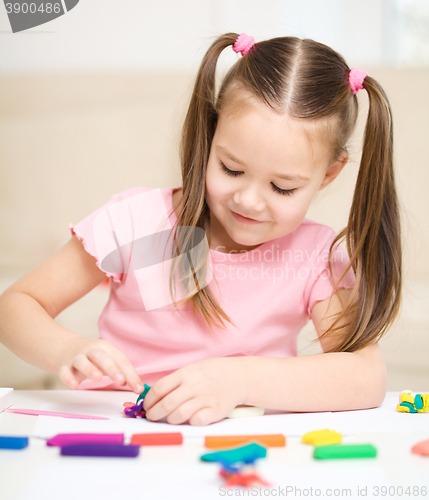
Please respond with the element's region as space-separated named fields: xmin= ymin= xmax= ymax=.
xmin=58 ymin=364 xmax=87 ymax=389
xmin=143 ymin=372 xmax=181 ymax=411
xmin=188 ymin=406 xmax=222 ymax=426
xmin=71 ymin=352 xmax=105 ymax=382
xmin=163 ymin=398 xmax=209 ymax=425
xmin=144 ymin=385 xmax=192 ymax=421
xmin=85 ymin=348 xmax=126 ymax=385
xmin=109 ymin=350 xmax=144 ymax=394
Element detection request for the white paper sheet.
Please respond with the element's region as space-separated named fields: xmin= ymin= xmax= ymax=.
xmin=32 ymin=396 xmax=428 ymax=440
xmin=41 ymin=402 xmax=125 ymax=418
xmin=33 ymin=410 xmax=347 ymax=439
xmin=16 ymin=462 xmax=391 ymax=500
xmin=327 ymin=396 xmax=429 ymax=433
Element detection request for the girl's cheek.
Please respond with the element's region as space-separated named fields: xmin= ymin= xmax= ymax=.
xmin=278 ymin=200 xmax=307 ymax=224
xmin=207 ymin=171 xmax=227 ymax=197
xmin=205 ymin=164 xmax=218 ymax=189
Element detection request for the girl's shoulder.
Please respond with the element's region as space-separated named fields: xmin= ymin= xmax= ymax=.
xmin=109 ymin=185 xmax=179 ymax=204
xmin=109 ymin=185 xmax=155 ymax=201
xmin=103 ymin=186 xmax=176 ymax=214
xmin=292 ymin=217 xmax=338 ymax=241
xmin=279 ymin=218 xmax=346 ymax=260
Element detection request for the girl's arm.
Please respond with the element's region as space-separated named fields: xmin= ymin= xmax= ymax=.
xmin=0 ymin=235 xmax=143 ymax=393
xmin=143 ymin=289 xmax=386 ymax=425
xmin=240 ymin=288 xmax=387 ymax=412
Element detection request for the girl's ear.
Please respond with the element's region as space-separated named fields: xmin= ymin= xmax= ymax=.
xmin=318 ymin=152 xmax=349 ymax=191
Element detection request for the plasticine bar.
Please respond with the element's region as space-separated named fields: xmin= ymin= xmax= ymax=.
xmin=61 ymin=443 xmax=140 ymax=457
xmin=201 ymin=443 xmax=267 ymax=464
xmin=131 ymin=433 xmax=183 ymax=446
xmin=6 ymin=409 xmax=109 ymax=420
xmin=302 ymin=429 xmax=342 ymax=446
xmin=205 ymin=434 xmax=286 ymax=449
xmin=411 ymin=439 xmax=429 ymax=456
xmin=47 ymin=433 xmax=124 ymax=447
xmin=314 ymin=444 xmax=377 ymax=459
xmin=0 ymin=436 xmax=28 ymax=449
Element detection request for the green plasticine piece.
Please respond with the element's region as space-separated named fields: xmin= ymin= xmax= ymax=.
xmin=399 ymin=402 xmax=417 ymax=413
xmin=136 ymin=384 xmax=151 ymax=405
xmin=314 ymin=444 xmax=377 ymax=459
xmin=200 ymin=442 xmax=267 ymax=464
xmin=414 ymin=394 xmax=424 ymax=410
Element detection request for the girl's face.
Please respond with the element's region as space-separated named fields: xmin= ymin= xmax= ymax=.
xmin=205 ymin=99 xmax=343 ymax=253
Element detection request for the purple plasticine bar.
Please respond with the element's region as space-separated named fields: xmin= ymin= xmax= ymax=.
xmin=47 ymin=433 xmax=124 ymax=447
xmin=61 ymin=443 xmax=140 ymax=457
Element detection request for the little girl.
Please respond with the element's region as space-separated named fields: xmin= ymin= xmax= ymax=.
xmin=0 ymin=33 xmax=401 ymax=426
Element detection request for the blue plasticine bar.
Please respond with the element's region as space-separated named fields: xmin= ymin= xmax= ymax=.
xmin=0 ymin=436 xmax=29 ymax=449
xmin=61 ymin=443 xmax=140 ymax=457
xmin=314 ymin=443 xmax=377 ymax=459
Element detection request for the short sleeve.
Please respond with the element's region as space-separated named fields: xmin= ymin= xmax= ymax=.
xmin=304 ymin=229 xmax=355 ymax=318
xmin=69 ymin=186 xmax=156 ymax=284
xmin=69 ymin=192 xmax=124 ymax=283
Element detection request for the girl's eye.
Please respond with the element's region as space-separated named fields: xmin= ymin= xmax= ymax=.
xmin=271 ymin=184 xmax=297 ymax=196
xmin=220 ymin=162 xmax=297 ymax=197
xmin=220 ymin=163 xmax=241 ymax=177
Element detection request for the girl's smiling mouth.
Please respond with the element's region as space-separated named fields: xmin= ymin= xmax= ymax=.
xmin=231 ymin=210 xmax=265 ymax=224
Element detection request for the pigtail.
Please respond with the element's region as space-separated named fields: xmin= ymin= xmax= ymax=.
xmin=179 ymin=33 xmax=238 ymax=211
xmin=167 ymin=33 xmax=240 ymax=332
xmin=324 ymin=76 xmax=402 ymax=352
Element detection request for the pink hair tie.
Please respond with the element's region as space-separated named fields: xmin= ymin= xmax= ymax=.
xmin=349 ymin=67 xmax=368 ymax=94
xmin=233 ymin=33 xmax=255 ymax=56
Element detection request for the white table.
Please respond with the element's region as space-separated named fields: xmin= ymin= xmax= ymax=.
xmin=1 ymin=391 xmax=428 ymax=500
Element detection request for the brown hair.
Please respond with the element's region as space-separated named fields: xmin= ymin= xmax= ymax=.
xmin=165 ymin=33 xmax=402 ymax=351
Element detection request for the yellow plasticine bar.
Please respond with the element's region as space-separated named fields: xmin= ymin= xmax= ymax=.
xmin=397 ymin=391 xmax=429 ymax=413
xmin=397 ymin=404 xmax=410 ymax=413
xmin=302 ymin=429 xmax=342 ymax=446
xmin=400 ymin=393 xmax=415 ymax=405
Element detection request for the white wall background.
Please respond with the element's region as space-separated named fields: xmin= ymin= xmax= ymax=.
xmin=1 ymin=0 xmax=427 ymax=74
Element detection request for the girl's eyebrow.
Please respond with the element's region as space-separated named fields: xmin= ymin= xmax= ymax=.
xmin=216 ymin=145 xmax=310 ymax=182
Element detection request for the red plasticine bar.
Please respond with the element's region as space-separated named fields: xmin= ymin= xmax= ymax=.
xmin=131 ymin=433 xmax=183 ymax=446
xmin=47 ymin=433 xmax=124 ymax=447
xmin=411 ymin=439 xmax=429 ymax=456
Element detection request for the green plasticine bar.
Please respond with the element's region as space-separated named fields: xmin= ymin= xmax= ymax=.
xmin=314 ymin=444 xmax=377 ymax=459
xmin=136 ymin=384 xmax=151 ymax=405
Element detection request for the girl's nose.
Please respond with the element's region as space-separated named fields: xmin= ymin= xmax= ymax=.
xmin=233 ymin=185 xmax=265 ymax=213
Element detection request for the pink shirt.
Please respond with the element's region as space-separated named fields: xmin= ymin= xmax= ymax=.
xmin=69 ymin=186 xmax=355 ymax=390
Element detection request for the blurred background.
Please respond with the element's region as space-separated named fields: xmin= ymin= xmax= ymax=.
xmin=0 ymin=0 xmax=428 ymax=391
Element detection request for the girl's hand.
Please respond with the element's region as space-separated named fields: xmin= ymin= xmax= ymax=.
xmin=57 ymin=338 xmax=144 ymax=394
xmin=142 ymin=357 xmax=249 ymax=426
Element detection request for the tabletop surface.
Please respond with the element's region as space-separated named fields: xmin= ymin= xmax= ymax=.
xmin=0 ymin=390 xmax=428 ymax=500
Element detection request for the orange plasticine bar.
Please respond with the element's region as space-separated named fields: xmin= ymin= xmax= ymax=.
xmin=205 ymin=434 xmax=286 ymax=449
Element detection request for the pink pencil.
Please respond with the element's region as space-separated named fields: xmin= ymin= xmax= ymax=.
xmin=6 ymin=409 xmax=109 ymax=420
